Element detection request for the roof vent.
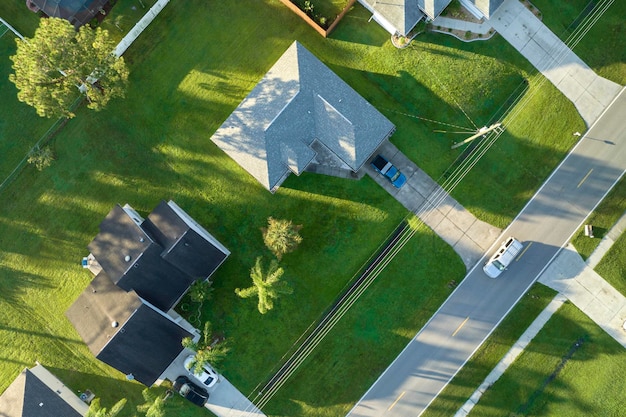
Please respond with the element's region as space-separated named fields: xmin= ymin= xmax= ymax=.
xmin=39 ymin=403 xmax=44 ymax=407
xmin=112 ymin=321 xmax=119 ymax=328
xmin=124 ymin=255 xmax=131 ymax=262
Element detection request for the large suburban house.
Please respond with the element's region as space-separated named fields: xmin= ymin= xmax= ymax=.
xmin=0 ymin=363 xmax=89 ymax=417
xmin=357 ymin=0 xmax=504 ymax=36
xmin=26 ymin=0 xmax=110 ymax=28
xmin=210 ymin=41 xmax=395 ymax=193
xmin=66 ymin=200 xmax=230 ymax=386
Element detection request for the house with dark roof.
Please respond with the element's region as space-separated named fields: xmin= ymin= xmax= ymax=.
xmin=87 ymin=200 xmax=230 ymax=311
xmin=0 ymin=363 xmax=89 ymax=417
xmin=210 ymin=41 xmax=395 ymax=193
xmin=66 ymin=272 xmax=193 ymax=387
xmin=357 ymin=0 xmax=504 ymax=36
xmin=67 ymin=200 xmax=229 ymax=386
xmin=26 ymin=0 xmax=110 ymax=28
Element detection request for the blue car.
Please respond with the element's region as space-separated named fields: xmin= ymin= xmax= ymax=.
xmin=371 ymin=154 xmax=407 ymax=188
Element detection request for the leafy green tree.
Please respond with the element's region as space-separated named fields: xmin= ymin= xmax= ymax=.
xmin=235 ymin=256 xmax=293 ymax=314
xmin=182 ymin=321 xmax=229 ymax=373
xmin=262 ymin=217 xmax=303 ymax=260
xmin=85 ymin=398 xmax=127 ymax=417
xmin=9 ymin=17 xmax=128 ymax=118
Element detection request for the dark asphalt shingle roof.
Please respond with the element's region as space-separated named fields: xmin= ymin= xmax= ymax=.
xmin=66 ymin=273 xmax=192 ymax=386
xmin=29 ymin=0 xmax=109 ymax=27
xmin=88 ymin=202 xmax=229 ymax=311
xmin=142 ymin=201 xmax=230 ymax=278
xmin=0 ymin=367 xmax=86 ymax=417
xmin=210 ymin=41 xmax=395 ymax=192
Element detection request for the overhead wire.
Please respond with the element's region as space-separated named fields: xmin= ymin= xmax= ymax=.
xmin=236 ymin=1 xmax=615 ymax=414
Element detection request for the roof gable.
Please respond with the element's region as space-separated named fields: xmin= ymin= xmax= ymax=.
xmin=359 ymin=0 xmax=424 ymax=35
xmin=66 ymin=274 xmax=192 ymax=386
xmin=88 ymin=202 xmax=229 ymax=310
xmin=0 ymin=366 xmax=87 ymax=417
xmin=210 ymin=41 xmax=395 ymax=192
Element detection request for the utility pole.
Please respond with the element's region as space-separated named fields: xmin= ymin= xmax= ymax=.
xmin=451 ymin=123 xmax=503 ymax=149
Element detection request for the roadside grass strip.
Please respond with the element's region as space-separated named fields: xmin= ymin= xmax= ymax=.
xmin=466 ymin=302 xmax=626 ymax=417
xmin=454 ymin=294 xmax=567 ymax=417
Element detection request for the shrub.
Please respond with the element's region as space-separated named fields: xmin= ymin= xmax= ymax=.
xmin=27 ymin=146 xmax=54 ymax=171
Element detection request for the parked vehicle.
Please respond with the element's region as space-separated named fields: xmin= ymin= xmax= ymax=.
xmin=173 ymin=375 xmax=209 ymax=407
xmin=483 ymin=237 xmax=523 ymax=278
xmin=371 ymin=154 xmax=407 ymax=188
xmin=183 ymin=355 xmax=219 ymax=388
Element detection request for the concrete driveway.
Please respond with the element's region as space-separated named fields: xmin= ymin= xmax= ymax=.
xmin=159 ymin=348 xmax=266 ymax=416
xmin=366 ymin=141 xmax=501 ymax=269
xmin=489 ymin=0 xmax=622 ymax=126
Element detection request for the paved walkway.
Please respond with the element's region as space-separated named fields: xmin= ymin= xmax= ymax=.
xmin=489 ymin=0 xmax=622 ymax=126
xmin=367 ymin=141 xmax=502 ymax=269
xmin=431 ymin=16 xmax=492 ymax=35
xmin=539 ymin=244 xmax=626 ymax=348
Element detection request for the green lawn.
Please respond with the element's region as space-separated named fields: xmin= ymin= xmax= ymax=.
xmin=466 ymin=301 xmax=626 ymax=416
xmin=0 ymin=34 xmax=57 ymax=185
xmin=0 ymin=0 xmax=591 ymax=416
xmin=531 ymin=0 xmax=626 ymax=85
xmin=0 ymin=0 xmax=158 ymax=187
xmin=421 ymin=284 xmax=557 ymax=417
xmin=595 ymin=229 xmax=626 ymax=297
xmin=571 ymin=175 xmax=626 ymax=260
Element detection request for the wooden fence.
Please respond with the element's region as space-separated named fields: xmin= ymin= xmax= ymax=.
xmin=278 ymin=0 xmax=357 ymax=38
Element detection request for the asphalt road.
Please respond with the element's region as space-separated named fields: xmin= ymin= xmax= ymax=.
xmin=348 ymin=88 xmax=626 ymax=417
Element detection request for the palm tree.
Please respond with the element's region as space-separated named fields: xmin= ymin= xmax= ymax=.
xmin=136 ymin=388 xmax=166 ymax=417
xmin=235 ymin=257 xmax=294 ymax=314
xmin=262 ymin=217 xmax=303 ymax=260
xmin=182 ymin=321 xmax=229 ymax=373
xmin=86 ymin=398 xmax=126 ymax=417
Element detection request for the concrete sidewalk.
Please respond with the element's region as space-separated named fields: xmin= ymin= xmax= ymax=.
xmin=367 ymin=141 xmax=501 ymax=269
xmin=489 ymin=0 xmax=622 ymax=126
xmin=539 ymin=244 xmax=626 ymax=349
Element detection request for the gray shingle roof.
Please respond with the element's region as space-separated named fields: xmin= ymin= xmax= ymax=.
xmin=359 ymin=0 xmax=424 ymax=35
xmin=210 ymin=41 xmax=395 ymax=192
xmin=419 ymin=0 xmax=453 ymax=19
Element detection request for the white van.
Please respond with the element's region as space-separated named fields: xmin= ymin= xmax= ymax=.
xmin=483 ymin=237 xmax=523 ymax=278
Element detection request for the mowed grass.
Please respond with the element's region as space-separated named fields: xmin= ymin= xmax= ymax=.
xmin=0 ymin=1 xmax=587 ymax=416
xmin=595 ymin=230 xmax=626 ymax=297
xmin=466 ymin=302 xmax=626 ymax=416
xmin=531 ymin=0 xmax=626 ymax=85
xmin=0 ymin=34 xmax=57 ymax=184
xmin=421 ymin=284 xmax=557 ymax=417
xmin=0 ymin=0 xmax=157 ymax=185
xmin=571 ymin=175 xmax=626 ymax=260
